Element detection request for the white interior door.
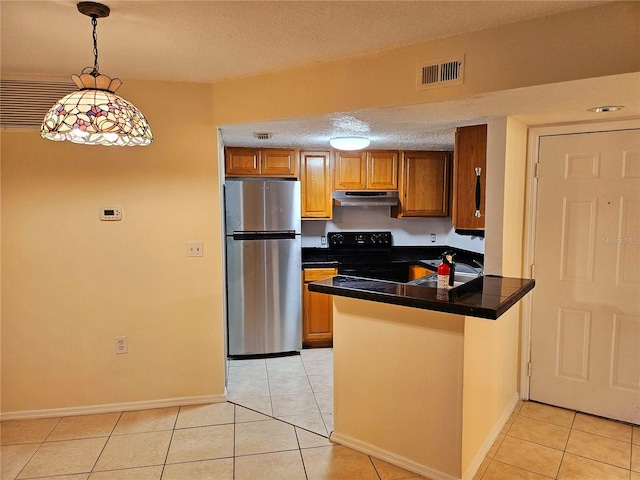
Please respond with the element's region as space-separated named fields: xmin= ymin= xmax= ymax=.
xmin=530 ymin=129 xmax=640 ymax=424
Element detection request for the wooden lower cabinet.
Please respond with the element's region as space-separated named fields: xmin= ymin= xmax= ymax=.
xmin=408 ymin=264 xmax=432 ymax=280
xmin=302 ymin=268 xmax=337 ymax=347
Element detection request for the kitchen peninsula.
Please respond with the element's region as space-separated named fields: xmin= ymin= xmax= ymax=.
xmin=308 ymin=275 xmax=534 ymax=480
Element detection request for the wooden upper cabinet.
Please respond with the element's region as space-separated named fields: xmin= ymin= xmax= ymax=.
xmin=334 ymin=151 xmax=367 ymax=190
xmin=225 ymin=147 xmax=297 ymax=177
xmin=366 ymin=151 xmax=398 ymax=190
xmin=452 ymin=124 xmax=487 ymax=229
xmin=392 ymin=151 xmax=451 ymax=218
xmin=334 ymin=150 xmax=399 ymax=190
xmin=262 ymin=149 xmax=298 ymax=177
xmin=225 ymin=148 xmax=261 ymax=176
xmin=300 ymin=151 xmax=332 ymax=220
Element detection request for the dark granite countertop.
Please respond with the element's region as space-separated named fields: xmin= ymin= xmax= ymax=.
xmin=302 ymin=246 xmax=483 ymax=269
xmin=308 ymin=274 xmax=535 ymax=320
xmin=301 ymin=248 xmax=339 ymax=268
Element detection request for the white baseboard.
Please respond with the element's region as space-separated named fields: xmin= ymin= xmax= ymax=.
xmin=329 ymin=431 xmax=460 ymax=480
xmin=0 ymin=393 xmax=228 ymax=421
xmin=330 ymin=393 xmax=520 ymax=480
xmin=461 ymin=393 xmax=520 ymax=480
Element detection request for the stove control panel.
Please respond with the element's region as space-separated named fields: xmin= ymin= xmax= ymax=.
xmin=328 ymin=231 xmax=392 ymax=249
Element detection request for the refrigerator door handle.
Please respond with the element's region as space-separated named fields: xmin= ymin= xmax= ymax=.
xmin=232 ymin=230 xmax=297 ymax=240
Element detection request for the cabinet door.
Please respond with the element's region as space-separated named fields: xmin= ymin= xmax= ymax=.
xmin=303 ymin=268 xmax=337 ymax=346
xmin=453 ymin=124 xmax=487 ymax=229
xmin=367 ymin=151 xmax=398 ymax=190
xmin=262 ymin=149 xmax=298 ymax=177
xmin=225 ymin=148 xmax=261 ymax=176
xmin=394 ymin=151 xmax=450 ymax=217
xmin=300 ymin=151 xmax=332 ymax=220
xmin=408 ymin=264 xmax=432 ymax=280
xmin=334 ymin=152 xmax=366 ymax=190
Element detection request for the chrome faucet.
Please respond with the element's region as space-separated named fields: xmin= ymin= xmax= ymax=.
xmin=454 ymin=260 xmax=484 ymax=277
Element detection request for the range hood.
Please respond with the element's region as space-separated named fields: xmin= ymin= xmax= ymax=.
xmin=332 ymin=191 xmax=399 ymax=207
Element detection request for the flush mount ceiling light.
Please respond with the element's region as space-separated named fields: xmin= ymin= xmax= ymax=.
xmin=41 ymin=2 xmax=153 ymax=146
xmin=588 ymin=105 xmax=624 ymax=113
xmin=329 ymin=136 xmax=371 ymax=151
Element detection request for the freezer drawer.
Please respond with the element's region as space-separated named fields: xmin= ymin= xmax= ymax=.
xmin=226 ymin=235 xmax=302 ymax=355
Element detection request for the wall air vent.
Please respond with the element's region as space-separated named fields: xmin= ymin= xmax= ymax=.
xmin=254 ymin=132 xmax=271 ymax=140
xmin=0 ymin=79 xmax=76 ymax=128
xmin=417 ymin=55 xmax=464 ymax=90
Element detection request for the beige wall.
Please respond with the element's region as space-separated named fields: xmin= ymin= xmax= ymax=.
xmin=332 ymin=297 xmax=465 ymax=478
xmin=211 ymin=2 xmax=639 ymax=125
xmin=484 ymin=117 xmax=529 ymax=276
xmin=331 ymin=297 xmax=520 ymax=479
xmin=460 ymin=118 xmax=528 ymax=474
xmin=461 ymin=310 xmax=520 ymax=475
xmin=1 ymin=1 xmax=638 ymax=416
xmin=1 ymin=81 xmax=226 ymax=414
xmin=502 ymin=118 xmax=529 ymax=277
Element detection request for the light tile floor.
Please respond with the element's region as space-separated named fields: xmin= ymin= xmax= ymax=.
xmin=2 ymin=346 xmax=639 ymax=480
xmin=476 ymin=400 xmax=640 ymax=480
xmin=227 ymin=347 xmax=334 ymax=437
xmin=229 ymin=347 xmax=640 ymax=480
xmin=0 ymin=402 xmax=422 ymax=480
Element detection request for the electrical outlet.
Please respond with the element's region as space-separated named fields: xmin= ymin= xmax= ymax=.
xmin=430 ymin=233 xmax=437 ymax=243
xmin=114 ymin=336 xmax=128 ymax=354
xmin=187 ymin=241 xmax=203 ymax=257
xmin=321 ymin=236 xmax=326 ymax=246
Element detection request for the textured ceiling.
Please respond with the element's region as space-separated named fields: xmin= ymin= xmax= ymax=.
xmin=1 ymin=1 xmax=609 ymax=83
xmin=221 ymin=74 xmax=640 ymax=150
xmin=2 ymin=1 xmax=634 ymax=151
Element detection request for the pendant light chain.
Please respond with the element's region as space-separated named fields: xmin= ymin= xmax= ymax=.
xmin=91 ymin=16 xmax=100 ymax=76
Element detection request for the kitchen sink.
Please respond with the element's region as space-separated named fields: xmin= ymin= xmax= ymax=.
xmin=407 ymin=271 xmax=480 ymax=288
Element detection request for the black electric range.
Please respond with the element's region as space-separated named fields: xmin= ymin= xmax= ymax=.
xmin=327 ymin=231 xmax=410 ymax=283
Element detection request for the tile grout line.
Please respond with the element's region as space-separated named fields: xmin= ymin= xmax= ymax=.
xmin=157 ymin=406 xmax=181 ymax=478
xmin=293 ymin=422 xmax=311 ymax=480
xmin=13 ymin=440 xmax=44 ymax=480
xmin=232 ymin=403 xmax=237 ymax=480
xmin=301 ymin=352 xmax=333 ymax=438
xmin=15 ymin=416 xmax=65 ymax=479
xmin=88 ymin=411 xmax=124 ymax=476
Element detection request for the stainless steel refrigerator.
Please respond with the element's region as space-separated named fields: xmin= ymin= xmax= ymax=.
xmin=224 ymin=179 xmax=302 ymax=356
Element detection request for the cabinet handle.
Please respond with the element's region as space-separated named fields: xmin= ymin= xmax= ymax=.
xmin=474 ymin=167 xmax=482 ymax=218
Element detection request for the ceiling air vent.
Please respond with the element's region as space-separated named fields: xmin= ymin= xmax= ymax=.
xmin=0 ymin=79 xmax=76 ymax=128
xmin=254 ymin=132 xmax=271 ymax=140
xmin=417 ymin=55 xmax=464 ymax=90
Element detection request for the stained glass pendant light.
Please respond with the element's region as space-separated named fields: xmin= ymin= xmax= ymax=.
xmin=41 ymin=2 xmax=153 ymax=146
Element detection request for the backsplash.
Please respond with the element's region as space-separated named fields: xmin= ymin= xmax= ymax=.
xmin=301 ymin=206 xmax=484 ymax=253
